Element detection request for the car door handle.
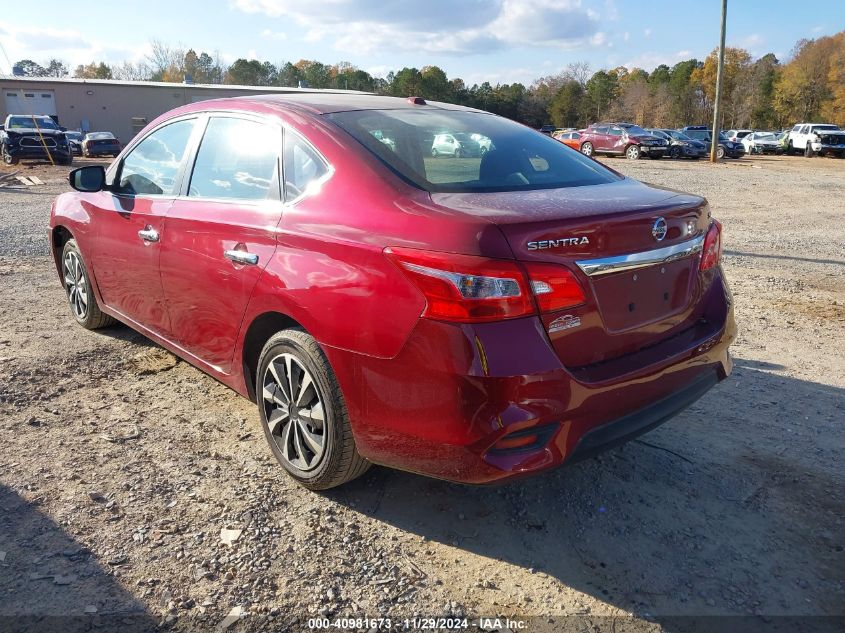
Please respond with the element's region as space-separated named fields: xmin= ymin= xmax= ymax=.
xmin=224 ymin=250 xmax=259 ymax=266
xmin=138 ymin=228 xmax=159 ymax=243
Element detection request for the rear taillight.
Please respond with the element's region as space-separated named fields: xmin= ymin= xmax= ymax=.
xmin=385 ymin=248 xmax=585 ymax=323
xmin=699 ymin=220 xmax=722 ymax=271
xmin=523 ymin=262 xmax=586 ymax=312
xmin=385 ymin=247 xmax=534 ymax=323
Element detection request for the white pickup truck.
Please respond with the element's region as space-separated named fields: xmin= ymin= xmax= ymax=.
xmin=788 ymin=123 xmax=845 ymax=157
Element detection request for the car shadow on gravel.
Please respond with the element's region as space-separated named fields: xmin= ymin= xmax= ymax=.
xmin=329 ymin=360 xmax=845 ymax=631
xmin=0 ymin=484 xmax=158 ymax=632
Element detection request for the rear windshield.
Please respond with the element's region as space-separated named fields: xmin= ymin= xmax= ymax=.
xmin=327 ymin=109 xmax=621 ymax=193
xmin=87 ymin=132 xmax=115 ymax=140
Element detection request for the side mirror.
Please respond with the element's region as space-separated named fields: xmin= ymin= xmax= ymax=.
xmin=69 ymin=165 xmax=106 ymax=192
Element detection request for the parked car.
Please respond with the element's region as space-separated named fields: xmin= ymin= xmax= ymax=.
xmin=1 ymin=114 xmax=73 ymax=165
xmin=82 ymin=132 xmax=122 ymax=158
xmin=52 ymin=94 xmax=735 ymax=489
xmin=724 ymin=129 xmax=753 ymax=142
xmin=537 ymin=125 xmax=557 ymax=135
xmin=431 ymin=132 xmax=484 ymax=157
xmin=646 ymin=128 xmax=707 ymax=159
xmin=741 ymin=132 xmax=782 ymax=155
xmin=578 ymin=122 xmax=669 ymax=159
xmin=552 ymin=130 xmax=583 ymax=150
xmin=680 ymin=126 xmax=744 ymax=159
xmin=787 ymin=123 xmax=845 ymax=157
xmin=64 ymin=130 xmax=84 ymax=157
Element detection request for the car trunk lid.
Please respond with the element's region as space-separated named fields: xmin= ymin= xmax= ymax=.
xmin=429 ymin=179 xmax=711 ymax=373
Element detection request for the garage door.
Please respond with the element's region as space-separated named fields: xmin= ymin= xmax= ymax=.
xmin=4 ymin=90 xmax=58 ymax=118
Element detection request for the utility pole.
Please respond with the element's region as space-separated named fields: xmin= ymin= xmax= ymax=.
xmin=710 ymin=0 xmax=728 ymax=162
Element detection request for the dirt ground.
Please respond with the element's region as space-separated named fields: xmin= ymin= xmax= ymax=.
xmin=0 ymin=153 xmax=843 ymax=633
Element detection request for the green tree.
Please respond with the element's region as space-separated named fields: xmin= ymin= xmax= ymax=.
xmin=549 ymin=80 xmax=585 ymax=127
xmin=12 ymin=59 xmax=47 ymax=76
xmin=585 ymin=70 xmax=617 ymax=119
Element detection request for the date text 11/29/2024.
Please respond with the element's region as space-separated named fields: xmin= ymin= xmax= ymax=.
xmin=308 ymin=616 xmax=528 ymax=630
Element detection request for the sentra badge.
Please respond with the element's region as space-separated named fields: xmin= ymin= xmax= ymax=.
xmin=527 ymin=236 xmax=590 ymax=250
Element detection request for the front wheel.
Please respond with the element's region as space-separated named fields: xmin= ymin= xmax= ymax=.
xmin=580 ymin=142 xmax=593 ymax=157
xmin=257 ymin=329 xmax=370 ymax=490
xmin=670 ymin=146 xmax=682 ymax=159
xmin=2 ymin=145 xmax=18 ymax=165
xmin=716 ymin=146 xmax=725 ymax=159
xmin=625 ymin=144 xmax=641 ymax=160
xmin=61 ymin=239 xmax=116 ymax=329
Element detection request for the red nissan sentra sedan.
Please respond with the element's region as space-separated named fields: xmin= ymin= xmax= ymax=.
xmin=50 ymin=94 xmax=735 ymax=490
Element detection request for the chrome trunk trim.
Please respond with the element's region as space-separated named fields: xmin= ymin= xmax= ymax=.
xmin=576 ymin=234 xmax=705 ymax=277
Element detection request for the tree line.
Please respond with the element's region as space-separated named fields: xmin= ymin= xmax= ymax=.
xmin=11 ymin=30 xmax=845 ymax=129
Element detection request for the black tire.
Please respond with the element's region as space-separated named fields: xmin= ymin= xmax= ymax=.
xmin=670 ymin=146 xmax=682 ymax=159
xmin=2 ymin=145 xmax=18 ymax=165
xmin=431 ymin=148 xmax=438 ymax=157
xmin=60 ymin=155 xmax=73 ymax=166
xmin=61 ymin=239 xmax=116 ymax=330
xmin=257 ymin=328 xmax=369 ymax=490
xmin=716 ymin=146 xmax=725 ymax=159
xmin=455 ymin=148 xmax=463 ymax=158
xmin=625 ymin=144 xmax=641 ymax=160
xmin=580 ymin=141 xmax=593 ymax=156
xmin=787 ymin=141 xmax=795 ymax=156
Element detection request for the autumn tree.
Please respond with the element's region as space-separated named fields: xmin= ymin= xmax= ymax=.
xmin=74 ymin=62 xmax=113 ymax=79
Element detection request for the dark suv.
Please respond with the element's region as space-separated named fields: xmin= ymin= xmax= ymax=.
xmin=680 ymin=126 xmax=744 ymax=159
xmin=1 ymin=115 xmax=73 ymax=165
xmin=579 ymin=122 xmax=668 ymax=159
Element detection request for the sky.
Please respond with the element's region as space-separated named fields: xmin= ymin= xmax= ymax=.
xmin=0 ymin=0 xmax=842 ymax=86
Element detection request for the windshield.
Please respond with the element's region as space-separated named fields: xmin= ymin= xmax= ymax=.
xmin=328 ymin=109 xmax=621 ymax=193
xmin=7 ymin=116 xmax=59 ymax=130
xmin=621 ymin=124 xmax=650 ymax=135
xmin=86 ymin=132 xmax=115 ymax=140
xmin=813 ymin=125 xmax=840 ymax=131
xmin=756 ymin=133 xmax=777 ymax=141
xmin=65 ymin=132 xmax=82 ymax=140
xmin=668 ymin=130 xmax=693 ymax=141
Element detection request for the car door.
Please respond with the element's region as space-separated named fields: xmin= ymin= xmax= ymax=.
xmin=90 ymin=116 xmax=198 ymax=334
xmin=606 ymin=125 xmax=625 ymax=153
xmin=159 ymin=114 xmax=284 ymax=372
xmin=590 ymin=126 xmax=609 ymax=151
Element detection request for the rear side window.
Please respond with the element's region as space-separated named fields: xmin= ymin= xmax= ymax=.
xmin=189 ymin=117 xmax=281 ymax=201
xmin=283 ymin=133 xmax=329 ymax=201
xmin=118 ymin=119 xmax=195 ymax=195
xmin=328 ymin=109 xmax=619 ymax=193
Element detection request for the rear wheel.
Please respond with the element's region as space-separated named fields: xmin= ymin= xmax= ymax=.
xmin=716 ymin=146 xmax=725 ymax=159
xmin=670 ymin=146 xmax=682 ymax=159
xmin=431 ymin=148 xmax=439 ymax=157
xmin=580 ymin=142 xmax=593 ymax=157
xmin=625 ymin=144 xmax=641 ymax=160
xmin=61 ymin=239 xmax=115 ymax=330
xmin=257 ymin=329 xmax=369 ymax=490
xmin=455 ymin=148 xmax=463 ymax=158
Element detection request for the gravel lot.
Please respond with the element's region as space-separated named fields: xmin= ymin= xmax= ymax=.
xmin=0 ymin=154 xmax=843 ymax=632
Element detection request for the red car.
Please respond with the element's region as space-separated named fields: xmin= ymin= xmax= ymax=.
xmin=51 ymin=95 xmax=735 ymax=489
xmin=578 ymin=122 xmax=669 ymax=160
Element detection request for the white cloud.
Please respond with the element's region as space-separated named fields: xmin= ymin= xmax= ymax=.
xmin=623 ymin=49 xmax=694 ymax=71
xmin=231 ymin=0 xmax=605 ymax=55
xmin=643 ymin=28 xmax=652 ymax=38
xmin=260 ymin=29 xmax=288 ymax=40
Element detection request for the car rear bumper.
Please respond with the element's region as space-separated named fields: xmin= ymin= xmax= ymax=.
xmin=329 ymin=269 xmax=736 ymax=484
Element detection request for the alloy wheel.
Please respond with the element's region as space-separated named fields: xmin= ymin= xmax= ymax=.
xmin=63 ymin=251 xmax=88 ymax=319
xmin=262 ymin=353 xmax=326 ymax=472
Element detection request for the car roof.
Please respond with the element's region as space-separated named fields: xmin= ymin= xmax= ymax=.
xmin=173 ymin=93 xmax=486 ymax=117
